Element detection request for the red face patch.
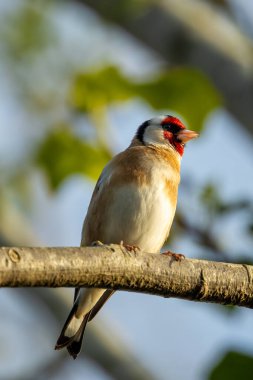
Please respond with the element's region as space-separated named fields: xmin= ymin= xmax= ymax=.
xmin=161 ymin=116 xmax=186 ymax=130
xmin=163 ymin=130 xmax=184 ymax=156
xmin=162 ymin=117 xmax=185 ymax=156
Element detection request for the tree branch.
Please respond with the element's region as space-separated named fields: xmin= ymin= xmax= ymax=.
xmin=1 ymin=244 xmax=253 ymax=308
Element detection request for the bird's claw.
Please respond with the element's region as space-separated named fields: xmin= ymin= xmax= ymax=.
xmin=120 ymin=241 xmax=140 ymax=253
xmin=162 ymin=251 xmax=185 ymax=261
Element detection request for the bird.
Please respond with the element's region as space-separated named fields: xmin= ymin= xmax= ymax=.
xmin=55 ymin=115 xmax=198 ymax=358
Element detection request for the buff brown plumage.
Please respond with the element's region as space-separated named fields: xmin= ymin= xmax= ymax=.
xmin=55 ymin=115 xmax=198 ymax=358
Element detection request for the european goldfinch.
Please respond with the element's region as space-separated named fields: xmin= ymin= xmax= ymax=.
xmin=55 ymin=115 xmax=198 ymax=358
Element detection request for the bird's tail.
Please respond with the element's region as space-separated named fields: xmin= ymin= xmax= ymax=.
xmin=54 ymin=302 xmax=90 ymax=359
xmin=55 ymin=289 xmax=115 ymax=359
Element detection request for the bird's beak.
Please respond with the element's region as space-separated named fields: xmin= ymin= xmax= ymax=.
xmin=177 ymin=129 xmax=199 ymax=143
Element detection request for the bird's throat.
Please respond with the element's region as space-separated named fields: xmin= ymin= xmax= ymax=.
xmin=173 ymin=141 xmax=184 ymax=156
xmin=163 ymin=131 xmax=184 ymax=156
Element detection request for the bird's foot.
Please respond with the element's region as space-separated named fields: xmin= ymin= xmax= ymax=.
xmin=120 ymin=241 xmax=140 ymax=253
xmin=162 ymin=251 xmax=185 ymax=261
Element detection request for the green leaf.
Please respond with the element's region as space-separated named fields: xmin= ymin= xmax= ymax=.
xmin=70 ymin=66 xmax=134 ymax=112
xmin=208 ymin=351 xmax=253 ymax=380
xmin=36 ymin=127 xmax=112 ymax=189
xmin=70 ymin=66 xmax=222 ymax=132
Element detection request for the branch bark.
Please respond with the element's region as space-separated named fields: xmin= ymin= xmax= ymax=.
xmin=1 ymin=244 xmax=253 ymax=308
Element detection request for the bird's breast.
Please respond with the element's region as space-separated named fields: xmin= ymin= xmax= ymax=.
xmin=102 ymin=176 xmax=177 ymax=253
xmin=82 ymin=146 xmax=180 ymax=253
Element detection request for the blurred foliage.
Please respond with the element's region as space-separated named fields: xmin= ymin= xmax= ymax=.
xmin=208 ymin=350 xmax=253 ymax=380
xmin=36 ymin=65 xmax=221 ymax=189
xmin=70 ymin=65 xmax=221 ymax=132
xmin=197 ymin=183 xmax=253 ymax=261
xmin=80 ymin=0 xmax=147 ymax=21
xmin=70 ymin=66 xmax=134 ymax=112
xmin=36 ymin=126 xmax=112 ymax=189
xmin=0 ymin=2 xmax=222 ymax=192
xmin=137 ymin=68 xmax=221 ymax=132
xmin=200 ymin=183 xmax=251 ymax=217
xmin=0 ymin=1 xmax=53 ymax=61
xmin=200 ymin=184 xmax=223 ymax=220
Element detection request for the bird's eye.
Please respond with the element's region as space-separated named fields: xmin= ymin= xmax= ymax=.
xmin=163 ymin=123 xmax=181 ymax=134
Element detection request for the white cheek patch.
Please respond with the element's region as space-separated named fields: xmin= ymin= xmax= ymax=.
xmin=143 ymin=125 xmax=165 ymax=146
